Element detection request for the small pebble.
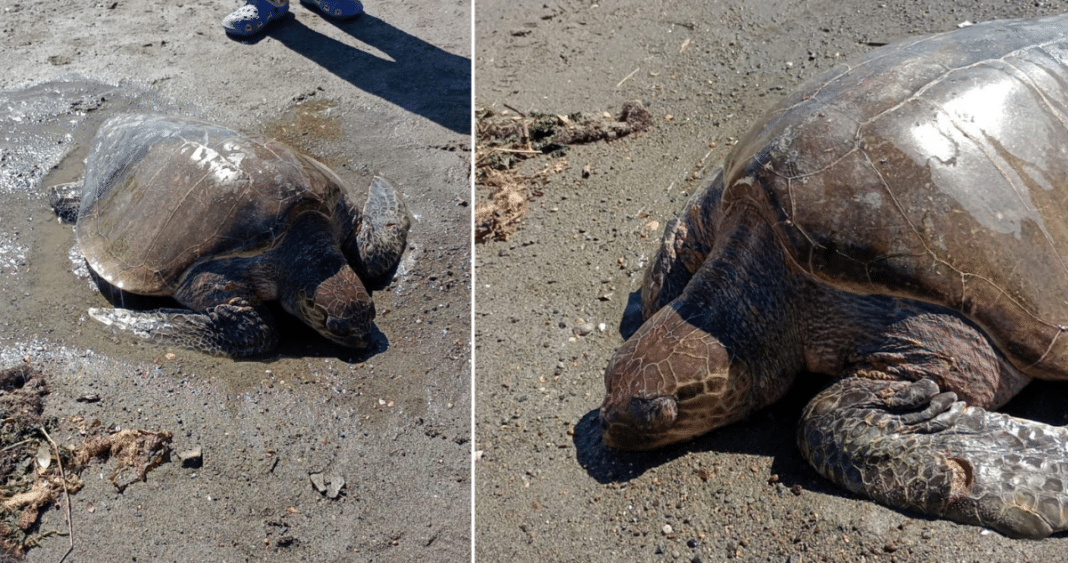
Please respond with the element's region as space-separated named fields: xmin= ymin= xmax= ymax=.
xmin=662 ymin=524 xmax=673 ymax=535
xmin=574 ymin=323 xmax=595 ymax=336
xmin=177 ymin=447 xmax=203 ymax=468
xmin=310 ymin=472 xmax=346 ymax=499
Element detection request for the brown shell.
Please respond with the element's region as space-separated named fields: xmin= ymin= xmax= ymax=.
xmin=75 ymin=115 xmax=345 ymax=295
xmin=720 ymin=14 xmax=1068 ymax=378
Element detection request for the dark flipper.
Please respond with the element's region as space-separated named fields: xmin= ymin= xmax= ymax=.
xmin=355 ymin=176 xmax=411 ymax=284
xmin=641 ymin=168 xmax=724 ymax=319
xmin=798 ymin=377 xmax=1068 ymax=539
xmin=89 ymin=299 xmax=279 ymax=357
xmin=49 ymin=182 xmax=82 ymax=224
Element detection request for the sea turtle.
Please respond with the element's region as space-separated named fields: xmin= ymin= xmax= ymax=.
xmin=51 ymin=114 xmax=410 ymax=357
xmin=599 ymin=14 xmax=1068 ymax=539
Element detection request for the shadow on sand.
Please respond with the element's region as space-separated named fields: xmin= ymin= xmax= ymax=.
xmin=250 ymin=11 xmax=470 ymax=135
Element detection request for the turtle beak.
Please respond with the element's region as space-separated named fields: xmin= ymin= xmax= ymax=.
xmin=599 ymin=394 xmax=679 ymax=450
xmin=323 ymin=317 xmax=372 ymax=349
xmin=329 ymin=333 xmax=370 ymax=349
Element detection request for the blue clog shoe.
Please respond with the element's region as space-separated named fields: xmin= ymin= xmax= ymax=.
xmin=300 ymin=0 xmax=363 ymax=19
xmin=223 ymin=0 xmax=290 ymax=36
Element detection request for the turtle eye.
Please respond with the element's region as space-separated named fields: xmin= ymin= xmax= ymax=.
xmin=326 ymin=317 xmax=357 ymax=337
xmin=323 ymin=311 xmax=371 ymax=349
xmin=297 ymin=289 xmax=327 ymax=327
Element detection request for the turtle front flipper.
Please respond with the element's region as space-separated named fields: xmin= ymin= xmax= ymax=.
xmin=641 ymin=168 xmax=724 ymax=319
xmin=49 ymin=182 xmax=83 ymax=225
xmin=89 ymin=299 xmax=279 ymax=357
xmin=353 ymin=176 xmax=411 ymax=283
xmin=798 ymin=377 xmax=1068 ymax=539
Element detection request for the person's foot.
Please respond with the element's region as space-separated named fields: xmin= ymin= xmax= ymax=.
xmin=222 ymin=0 xmax=290 ymax=36
xmin=300 ymin=0 xmax=363 ymax=19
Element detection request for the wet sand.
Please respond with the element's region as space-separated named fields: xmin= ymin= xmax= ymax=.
xmin=0 ymin=0 xmax=471 ymax=560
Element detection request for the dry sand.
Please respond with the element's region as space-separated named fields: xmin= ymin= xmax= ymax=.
xmin=475 ymin=1 xmax=1068 ymax=561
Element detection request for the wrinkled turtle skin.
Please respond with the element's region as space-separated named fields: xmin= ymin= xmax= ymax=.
xmin=52 ymin=115 xmax=410 ymax=357
xmin=601 ymin=14 xmax=1068 ymax=539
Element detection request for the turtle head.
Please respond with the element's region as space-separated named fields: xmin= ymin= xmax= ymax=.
xmin=297 ymin=267 xmax=375 ymax=349
xmin=599 ymin=305 xmax=760 ymax=450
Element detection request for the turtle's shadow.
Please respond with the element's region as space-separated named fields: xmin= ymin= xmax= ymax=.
xmin=268 ymin=302 xmax=390 ymax=362
xmin=595 ymin=292 xmax=1068 ymax=531
xmin=90 ymin=272 xmax=391 ymax=363
xmin=577 ymin=360 xmax=1068 ymax=533
xmin=617 ymin=290 xmax=645 ymax=341
xmin=256 ymin=12 xmax=470 ymax=135
xmin=574 ymin=374 xmax=833 ymax=488
xmin=600 ymin=292 xmax=833 ymax=491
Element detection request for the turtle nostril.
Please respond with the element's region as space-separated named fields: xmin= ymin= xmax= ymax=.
xmin=627 ymin=395 xmax=678 ymax=432
xmin=598 ymin=408 xmax=611 ymax=431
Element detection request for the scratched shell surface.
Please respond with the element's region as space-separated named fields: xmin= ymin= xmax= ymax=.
xmin=75 ymin=115 xmax=344 ymax=295
xmin=719 ymin=14 xmax=1068 ymax=378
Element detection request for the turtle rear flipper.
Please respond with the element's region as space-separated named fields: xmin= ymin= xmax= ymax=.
xmin=89 ymin=300 xmax=279 ymax=357
xmin=49 ymin=182 xmax=83 ymax=225
xmin=799 ymin=377 xmax=1068 ymax=539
